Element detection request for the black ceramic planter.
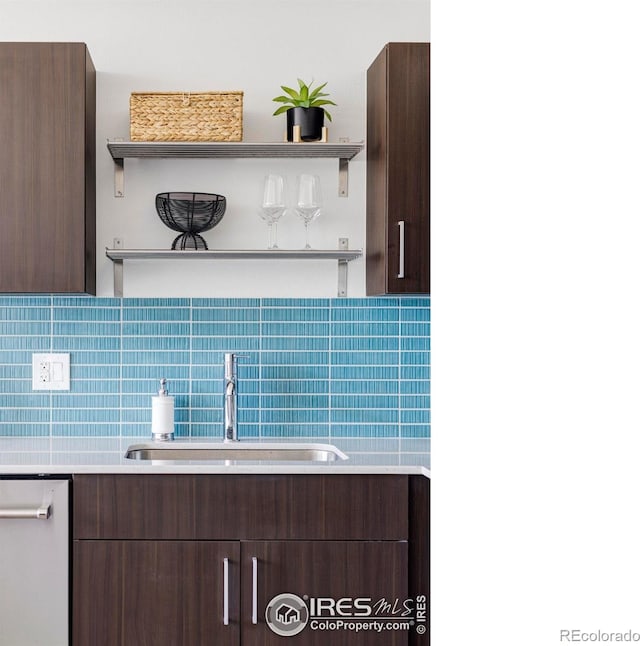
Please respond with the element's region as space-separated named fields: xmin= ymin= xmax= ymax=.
xmin=286 ymin=106 xmax=325 ymax=142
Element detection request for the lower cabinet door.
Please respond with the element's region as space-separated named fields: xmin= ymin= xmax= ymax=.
xmin=241 ymin=541 xmax=409 ymax=646
xmin=73 ymin=540 xmax=240 ymax=646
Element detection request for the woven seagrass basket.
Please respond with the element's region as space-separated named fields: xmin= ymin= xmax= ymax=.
xmin=130 ymin=91 xmax=243 ymax=142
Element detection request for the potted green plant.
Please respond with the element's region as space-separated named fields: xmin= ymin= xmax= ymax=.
xmin=272 ymin=79 xmax=337 ymax=142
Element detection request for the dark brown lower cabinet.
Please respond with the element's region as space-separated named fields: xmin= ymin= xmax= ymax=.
xmin=74 ymin=541 xmax=240 ymax=646
xmin=241 ymin=541 xmax=408 ymax=646
xmin=72 ymin=474 xmax=427 ymax=645
xmin=73 ymin=540 xmax=407 ymax=646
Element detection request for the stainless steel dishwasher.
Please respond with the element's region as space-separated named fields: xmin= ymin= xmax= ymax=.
xmin=0 ymin=476 xmax=70 ymax=646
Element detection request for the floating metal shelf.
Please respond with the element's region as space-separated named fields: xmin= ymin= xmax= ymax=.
xmin=107 ymin=140 xmax=364 ymax=198
xmin=105 ymin=238 xmax=362 ymax=297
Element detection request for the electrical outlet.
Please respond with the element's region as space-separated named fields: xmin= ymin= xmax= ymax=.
xmin=32 ymin=353 xmax=70 ymax=390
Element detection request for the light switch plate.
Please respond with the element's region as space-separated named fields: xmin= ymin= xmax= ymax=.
xmin=32 ymin=353 xmax=70 ymax=391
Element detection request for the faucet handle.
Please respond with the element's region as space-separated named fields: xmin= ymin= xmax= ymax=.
xmin=224 ymin=352 xmax=249 ymax=362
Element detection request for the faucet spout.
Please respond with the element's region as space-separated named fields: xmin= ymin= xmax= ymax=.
xmin=223 ymin=379 xmax=237 ymax=442
xmin=223 ymin=352 xmax=246 ymax=442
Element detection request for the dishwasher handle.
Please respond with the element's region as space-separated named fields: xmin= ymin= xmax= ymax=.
xmin=0 ymin=504 xmax=51 ymax=520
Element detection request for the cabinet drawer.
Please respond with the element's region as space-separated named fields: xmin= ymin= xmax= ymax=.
xmin=73 ymin=474 xmax=408 ymax=540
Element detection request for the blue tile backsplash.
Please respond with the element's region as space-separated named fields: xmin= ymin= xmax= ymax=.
xmin=0 ymin=297 xmax=430 ymax=440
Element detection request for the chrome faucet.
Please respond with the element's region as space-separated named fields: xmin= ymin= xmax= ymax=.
xmin=223 ymin=353 xmax=246 ymax=442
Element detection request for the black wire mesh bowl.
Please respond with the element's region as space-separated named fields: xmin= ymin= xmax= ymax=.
xmin=155 ymin=192 xmax=226 ymax=250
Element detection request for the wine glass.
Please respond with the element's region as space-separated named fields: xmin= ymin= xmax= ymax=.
xmin=295 ymin=174 xmax=322 ymax=249
xmin=259 ymin=174 xmax=287 ymax=249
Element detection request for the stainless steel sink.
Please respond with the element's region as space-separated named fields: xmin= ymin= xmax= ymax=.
xmin=125 ymin=441 xmax=349 ymax=462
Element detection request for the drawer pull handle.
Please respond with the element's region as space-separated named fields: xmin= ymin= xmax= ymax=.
xmin=398 ymin=220 xmax=405 ymax=279
xmin=0 ymin=504 xmax=51 ymax=520
xmin=252 ymin=556 xmax=258 ymax=624
xmin=223 ymin=557 xmax=229 ymax=626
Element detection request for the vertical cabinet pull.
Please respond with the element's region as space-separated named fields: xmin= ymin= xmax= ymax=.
xmin=252 ymin=556 xmax=258 ymax=624
xmin=223 ymin=557 xmax=229 ymax=626
xmin=397 ymin=220 xmax=405 ymax=279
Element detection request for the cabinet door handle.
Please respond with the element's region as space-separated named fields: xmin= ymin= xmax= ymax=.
xmin=397 ymin=220 xmax=405 ymax=279
xmin=223 ymin=557 xmax=229 ymax=626
xmin=252 ymin=556 xmax=258 ymax=624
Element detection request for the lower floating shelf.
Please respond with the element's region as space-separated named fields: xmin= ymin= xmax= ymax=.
xmin=105 ymin=239 xmax=362 ymax=297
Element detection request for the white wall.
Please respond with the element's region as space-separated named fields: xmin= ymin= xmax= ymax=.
xmin=0 ymin=0 xmax=429 ymax=297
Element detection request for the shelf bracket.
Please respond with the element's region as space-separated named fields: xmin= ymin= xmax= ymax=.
xmin=113 ymin=258 xmax=124 ymax=297
xmin=337 ymin=237 xmax=349 ymax=297
xmin=338 ymin=158 xmax=349 ymax=197
xmin=114 ymin=157 xmax=124 ymax=198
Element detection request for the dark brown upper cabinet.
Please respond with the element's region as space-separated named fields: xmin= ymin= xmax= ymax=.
xmin=366 ymin=42 xmax=430 ymax=295
xmin=0 ymin=42 xmax=96 ymax=294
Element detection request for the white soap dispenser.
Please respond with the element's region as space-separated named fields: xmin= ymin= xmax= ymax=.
xmin=151 ymin=378 xmax=174 ymax=441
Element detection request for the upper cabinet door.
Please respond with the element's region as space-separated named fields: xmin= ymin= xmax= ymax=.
xmin=0 ymin=42 xmax=96 ymax=294
xmin=366 ymin=42 xmax=430 ymax=295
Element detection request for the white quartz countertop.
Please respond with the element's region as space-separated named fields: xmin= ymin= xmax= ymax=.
xmin=0 ymin=437 xmax=430 ymax=477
